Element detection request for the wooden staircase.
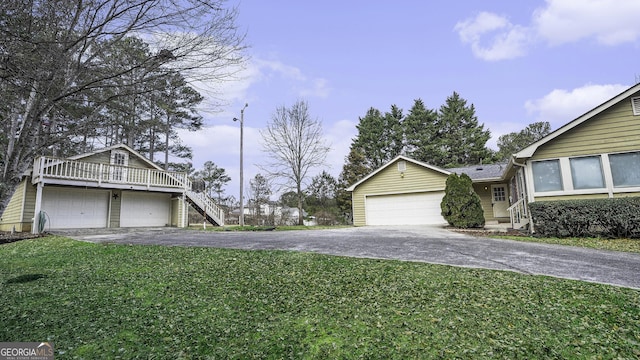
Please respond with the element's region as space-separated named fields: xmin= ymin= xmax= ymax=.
xmin=185 ymin=190 xmax=225 ymax=226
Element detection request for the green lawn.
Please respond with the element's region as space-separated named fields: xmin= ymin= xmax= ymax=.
xmin=1 ymin=237 xmax=639 ymax=359
xmin=490 ymin=235 xmax=640 ymax=254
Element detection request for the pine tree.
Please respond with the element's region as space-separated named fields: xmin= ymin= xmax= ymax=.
xmin=403 ymin=99 xmax=440 ymax=163
xmin=352 ymin=106 xmax=404 ymax=170
xmin=436 ymin=92 xmax=492 ymax=167
xmin=336 ymin=147 xmax=369 ymax=223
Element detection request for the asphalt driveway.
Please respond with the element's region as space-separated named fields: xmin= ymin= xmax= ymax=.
xmin=54 ymin=226 xmax=640 ymax=290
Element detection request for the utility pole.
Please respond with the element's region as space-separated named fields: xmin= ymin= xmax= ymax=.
xmin=233 ymin=103 xmax=248 ymax=226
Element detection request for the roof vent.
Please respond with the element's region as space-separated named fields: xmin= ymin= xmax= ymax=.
xmin=476 ymin=167 xmax=483 ymax=171
xmin=632 ymin=97 xmax=640 ymax=115
xmin=398 ymin=161 xmax=406 ymax=173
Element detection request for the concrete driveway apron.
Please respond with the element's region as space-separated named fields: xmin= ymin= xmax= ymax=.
xmin=57 ymin=226 xmax=640 ymax=290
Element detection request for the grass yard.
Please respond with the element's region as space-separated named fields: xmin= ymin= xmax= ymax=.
xmin=1 ymin=237 xmax=639 ymax=359
xmin=489 ymin=235 xmax=640 ymax=254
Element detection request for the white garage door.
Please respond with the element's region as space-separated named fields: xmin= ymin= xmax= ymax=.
xmin=366 ymin=192 xmax=446 ymax=225
xmin=121 ymin=192 xmax=171 ymax=227
xmin=42 ymin=188 xmax=109 ymax=229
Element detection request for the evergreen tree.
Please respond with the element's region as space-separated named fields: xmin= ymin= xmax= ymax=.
xmin=436 ymin=92 xmax=492 ymax=167
xmin=336 ymin=147 xmax=370 ymax=223
xmin=352 ymin=106 xmax=404 ymax=170
xmin=193 ymin=161 xmax=231 ymax=202
xmin=403 ymin=99 xmax=439 ymax=163
xmin=440 ymin=173 xmax=485 ymax=228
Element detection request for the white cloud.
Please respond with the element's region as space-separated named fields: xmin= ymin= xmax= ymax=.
xmin=534 ymin=0 xmax=640 ymax=46
xmin=457 ymin=0 xmax=640 ymax=61
xmin=524 ymin=83 xmax=629 ymax=128
xmin=454 ymin=12 xmax=531 ymax=61
xmin=255 ymin=58 xmax=331 ymax=98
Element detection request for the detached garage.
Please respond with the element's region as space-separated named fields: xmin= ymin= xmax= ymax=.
xmin=347 ymin=155 xmax=450 ymax=226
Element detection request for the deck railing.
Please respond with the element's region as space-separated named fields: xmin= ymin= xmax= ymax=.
xmin=32 ymin=156 xmax=188 ymax=190
xmin=507 ymin=198 xmax=529 ymax=230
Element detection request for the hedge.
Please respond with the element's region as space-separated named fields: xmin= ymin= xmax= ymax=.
xmin=529 ymin=197 xmax=640 ymax=238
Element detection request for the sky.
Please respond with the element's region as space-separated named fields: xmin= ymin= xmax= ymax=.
xmin=178 ymin=0 xmax=640 ymax=201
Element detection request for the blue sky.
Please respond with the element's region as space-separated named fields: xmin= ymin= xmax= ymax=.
xmin=179 ymin=0 xmax=640 ymax=201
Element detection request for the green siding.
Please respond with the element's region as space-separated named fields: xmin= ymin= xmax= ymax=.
xmin=351 ymin=159 xmax=448 ymax=226
xmin=533 ymin=95 xmax=640 ymax=160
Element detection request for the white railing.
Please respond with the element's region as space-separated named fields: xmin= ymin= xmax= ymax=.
xmin=507 ymin=198 xmax=529 ymax=230
xmin=185 ymin=189 xmax=225 ymax=226
xmin=32 ymin=156 xmax=188 ymax=190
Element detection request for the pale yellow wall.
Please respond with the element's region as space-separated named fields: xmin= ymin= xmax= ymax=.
xmin=0 ymin=179 xmax=36 ymax=232
xmin=0 ymin=180 xmax=26 ymax=231
xmin=110 ymin=189 xmax=122 ymax=228
xmin=534 ymin=193 xmax=609 ymax=202
xmin=471 ymin=183 xmax=511 ymax=222
xmin=171 ymin=197 xmax=186 ymax=227
xmin=532 ymin=94 xmax=640 ymax=160
xmin=351 ymin=159 xmax=448 ymax=226
xmin=614 ymin=192 xmax=640 ymax=198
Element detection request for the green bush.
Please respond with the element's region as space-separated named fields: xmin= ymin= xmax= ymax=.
xmin=529 ymin=197 xmax=640 ymax=238
xmin=441 ymin=173 xmax=485 ymax=228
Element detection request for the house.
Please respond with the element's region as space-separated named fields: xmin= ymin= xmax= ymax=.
xmin=347 ymin=83 xmax=640 ymax=229
xmin=0 ymin=144 xmax=224 ymax=233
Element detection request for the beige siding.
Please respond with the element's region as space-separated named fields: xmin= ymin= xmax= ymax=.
xmin=533 ymin=95 xmax=640 ymax=160
xmin=110 ymin=189 xmax=122 ymax=228
xmin=171 ymin=197 xmax=185 ymax=227
xmin=534 ymin=193 xmax=609 ymax=202
xmin=0 ymin=180 xmax=26 ymax=231
xmin=473 ymin=184 xmax=496 ymax=222
xmin=614 ymin=192 xmax=640 ymax=198
xmin=0 ymin=180 xmax=36 ymax=232
xmin=351 ymin=160 xmax=448 ymax=226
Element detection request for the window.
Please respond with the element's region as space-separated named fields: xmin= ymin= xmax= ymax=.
xmin=492 ymin=186 xmax=506 ymax=202
xmin=610 ymin=152 xmax=640 ymax=187
xmin=532 ymin=160 xmax=563 ymax=192
xmin=570 ymin=156 xmax=604 ymax=189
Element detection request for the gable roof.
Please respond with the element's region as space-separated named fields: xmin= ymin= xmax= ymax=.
xmin=447 ymin=163 xmax=507 ymax=181
xmin=69 ymin=143 xmax=163 ymax=170
xmin=515 ymin=83 xmax=640 ymax=159
xmin=346 ymin=155 xmax=451 ymax=192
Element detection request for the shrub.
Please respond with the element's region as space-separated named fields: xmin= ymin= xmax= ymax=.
xmin=441 ymin=173 xmax=485 ymax=228
xmin=529 ymin=197 xmax=640 ymax=238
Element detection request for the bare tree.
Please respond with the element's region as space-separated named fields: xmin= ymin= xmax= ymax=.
xmin=260 ymin=100 xmax=331 ymax=225
xmin=0 ymin=0 xmax=247 ymax=215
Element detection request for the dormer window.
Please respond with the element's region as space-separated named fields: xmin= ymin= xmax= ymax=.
xmin=110 ymin=150 xmax=129 ymax=181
